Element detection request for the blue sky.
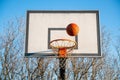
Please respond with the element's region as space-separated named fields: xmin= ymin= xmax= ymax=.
xmin=0 ymin=0 xmax=120 ymax=32
xmin=0 ymin=0 xmax=120 ymax=56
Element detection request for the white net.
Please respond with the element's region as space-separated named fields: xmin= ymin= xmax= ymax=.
xmin=49 ymin=39 xmax=77 ymax=57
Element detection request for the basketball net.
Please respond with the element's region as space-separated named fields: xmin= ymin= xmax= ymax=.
xmin=49 ymin=39 xmax=77 ymax=58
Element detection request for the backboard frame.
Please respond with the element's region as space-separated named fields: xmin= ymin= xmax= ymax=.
xmin=25 ymin=10 xmax=101 ymax=57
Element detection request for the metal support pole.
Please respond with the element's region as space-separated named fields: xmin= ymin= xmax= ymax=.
xmin=59 ymin=58 xmax=66 ymax=80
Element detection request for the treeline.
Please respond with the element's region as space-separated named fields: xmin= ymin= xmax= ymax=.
xmin=0 ymin=18 xmax=120 ymax=80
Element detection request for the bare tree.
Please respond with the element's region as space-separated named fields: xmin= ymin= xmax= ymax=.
xmin=0 ymin=18 xmax=54 ymax=80
xmin=0 ymin=18 xmax=25 ymax=80
xmin=1 ymin=18 xmax=120 ymax=80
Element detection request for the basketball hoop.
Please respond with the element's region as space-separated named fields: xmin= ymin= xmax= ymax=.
xmin=50 ymin=39 xmax=77 ymax=79
xmin=49 ymin=39 xmax=77 ymax=58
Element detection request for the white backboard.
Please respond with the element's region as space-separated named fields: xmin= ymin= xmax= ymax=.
xmin=25 ymin=10 xmax=101 ymax=57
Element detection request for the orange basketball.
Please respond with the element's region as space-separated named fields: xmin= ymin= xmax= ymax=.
xmin=66 ymin=23 xmax=79 ymax=36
